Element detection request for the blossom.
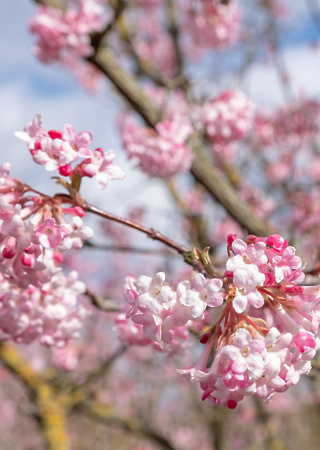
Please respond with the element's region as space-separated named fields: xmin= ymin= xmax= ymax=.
xmin=120 ymin=116 xmax=193 ymax=178
xmin=80 ymin=148 xmax=125 ymax=189
xmin=0 ymin=254 xmax=89 ymax=346
xmin=15 ymin=114 xmax=125 ymax=190
xmin=29 ymin=1 xmax=109 ymax=89
xmin=174 ymin=233 xmax=320 ymax=408
xmin=201 ymin=90 xmax=254 ymax=152
xmin=183 ymin=0 xmax=241 ymax=52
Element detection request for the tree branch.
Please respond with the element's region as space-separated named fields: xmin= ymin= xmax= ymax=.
xmin=86 ymin=47 xmax=275 ymax=237
xmin=0 ymin=343 xmax=69 ymax=450
xmin=31 ymin=0 xmax=275 ymax=238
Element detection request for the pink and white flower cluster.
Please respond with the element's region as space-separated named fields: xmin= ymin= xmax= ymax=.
xmin=15 ymin=114 xmax=125 ymax=189
xmin=29 ymin=0 xmax=107 ymax=63
xmin=119 ymin=272 xmax=223 ymax=354
xmin=0 ymin=258 xmax=88 ymax=347
xmin=201 ymin=90 xmax=254 ymax=153
xmin=183 ymin=0 xmax=241 ymax=51
xmin=120 ymin=115 xmax=194 ymax=178
xmin=124 ymin=233 xmax=320 ymax=407
xmin=0 ymin=161 xmax=92 ymax=286
xmin=178 ymin=234 xmax=320 ymax=408
xmin=0 ymin=160 xmax=93 ymax=345
xmin=0 ymin=115 xmax=126 ymax=347
xmin=253 ymin=98 xmax=320 ymax=150
xmin=133 ymin=11 xmax=177 ymax=77
xmin=119 ymin=86 xmax=195 ymax=178
xmin=29 ymin=0 xmax=110 ymax=91
xmin=178 ymin=324 xmax=314 ymax=409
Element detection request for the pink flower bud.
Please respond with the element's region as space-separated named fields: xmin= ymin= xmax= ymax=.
xmin=224 ymin=270 xmax=233 ymax=277
xmin=48 ymin=129 xmax=62 ymax=139
xmin=53 ymin=251 xmax=63 ymax=264
xmin=62 ymin=206 xmax=85 ymax=217
xmin=34 ymin=140 xmax=42 ymax=150
xmin=227 ymin=234 xmax=237 ymax=247
xmin=94 ymin=147 xmax=104 ymax=156
xmin=21 ymin=252 xmax=36 ymax=267
xmin=59 ymin=164 xmax=73 ymax=177
xmin=266 ymin=234 xmax=288 ymax=252
xmin=2 ymin=246 xmax=16 ymax=259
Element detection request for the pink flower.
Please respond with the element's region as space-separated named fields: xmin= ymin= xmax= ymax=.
xmin=35 ymin=218 xmax=63 ymax=248
xmin=201 ymin=90 xmax=254 ymax=150
xmin=183 ymin=0 xmax=241 ymax=52
xmin=81 ymin=148 xmax=125 ymax=189
xmin=121 ymin=116 xmax=194 ymax=178
xmin=62 ymin=123 xmax=93 ymax=157
xmin=221 ymin=328 xmax=265 ymax=379
xmin=16 ymin=114 xmax=125 ymax=189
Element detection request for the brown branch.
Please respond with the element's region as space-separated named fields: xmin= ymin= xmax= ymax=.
xmin=190 ymin=144 xmax=275 ymax=236
xmin=83 ymin=202 xmax=186 ymax=253
xmin=83 ymin=240 xmax=179 ymax=256
xmin=30 ymin=0 xmax=275 ymax=238
xmin=74 ymin=346 xmax=127 ymax=390
xmin=82 ymin=201 xmax=206 ymax=271
xmin=85 ymin=288 xmax=122 ymax=312
xmin=33 ymin=0 xmax=65 ymax=8
xmin=85 ymin=47 xmax=275 ymax=237
xmin=86 ymin=47 xmax=161 ymax=127
xmin=0 ymin=343 xmax=69 ymax=450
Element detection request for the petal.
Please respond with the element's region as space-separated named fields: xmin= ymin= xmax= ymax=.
xmin=233 ymin=291 xmax=247 ymax=313
xmin=232 ymin=239 xmax=247 ymax=255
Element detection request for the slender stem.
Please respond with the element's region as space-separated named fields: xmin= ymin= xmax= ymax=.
xmin=82 ymin=202 xmax=210 ymax=273
xmin=83 ymin=202 xmax=186 ymax=255
xmin=84 ymin=240 xmax=179 ymax=256
xmin=74 ymin=346 xmax=127 ymax=390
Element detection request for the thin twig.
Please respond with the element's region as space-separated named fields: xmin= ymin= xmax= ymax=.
xmin=83 ymin=240 xmax=179 ymax=256
xmin=82 ymin=201 xmax=206 ymax=271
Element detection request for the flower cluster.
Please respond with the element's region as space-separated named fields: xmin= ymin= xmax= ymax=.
xmin=178 ymin=234 xmax=320 ymax=408
xmin=183 ymin=0 xmax=241 ymax=51
xmin=0 ymin=256 xmax=88 ymax=346
xmin=253 ymin=98 xmax=320 ymax=150
xmin=178 ymin=325 xmax=314 ymax=409
xmin=119 ymin=272 xmax=223 ymax=354
xmin=29 ymin=1 xmax=107 ymax=63
xmin=133 ymin=11 xmax=177 ymax=77
xmin=29 ymin=0 xmax=110 ymax=91
xmin=0 ymin=112 xmax=127 ymax=346
xmin=201 ymin=90 xmax=254 ymax=153
xmin=120 ymin=115 xmax=193 ymax=178
xmin=15 ymin=114 xmax=125 ymax=189
xmin=124 ymin=233 xmax=320 ymax=408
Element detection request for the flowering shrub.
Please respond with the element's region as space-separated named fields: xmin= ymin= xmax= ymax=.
xmin=2 ymin=0 xmax=320 ymax=449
